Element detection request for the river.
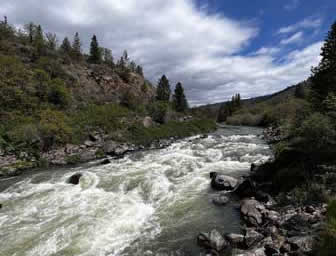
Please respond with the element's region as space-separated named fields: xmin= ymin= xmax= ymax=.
xmin=0 ymin=125 xmax=272 ymax=256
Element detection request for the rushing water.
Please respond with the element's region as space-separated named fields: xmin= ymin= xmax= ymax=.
xmin=0 ymin=126 xmax=271 ymax=256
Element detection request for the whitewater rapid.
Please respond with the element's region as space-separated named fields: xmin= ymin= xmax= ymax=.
xmin=0 ymin=126 xmax=271 ymax=256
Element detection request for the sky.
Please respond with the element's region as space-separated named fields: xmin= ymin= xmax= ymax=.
xmin=1 ymin=0 xmax=335 ymax=106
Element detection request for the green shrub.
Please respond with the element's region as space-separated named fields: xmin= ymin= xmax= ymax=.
xmin=297 ymin=112 xmax=335 ymax=151
xmin=66 ymin=154 xmax=81 ymax=165
xmin=48 ymin=78 xmax=71 ymax=108
xmin=38 ymin=109 xmax=72 ymax=150
xmin=147 ymin=101 xmax=170 ymax=124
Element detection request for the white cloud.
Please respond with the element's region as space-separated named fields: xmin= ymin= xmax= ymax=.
xmin=253 ymin=47 xmax=280 ymax=56
xmin=280 ymin=31 xmax=304 ymax=45
xmin=278 ymin=17 xmax=322 ymax=34
xmin=284 ymin=0 xmax=300 ymax=11
xmin=1 ymin=0 xmax=323 ymax=106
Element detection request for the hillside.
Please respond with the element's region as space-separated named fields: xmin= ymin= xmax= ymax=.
xmin=0 ymin=20 xmax=216 ymax=176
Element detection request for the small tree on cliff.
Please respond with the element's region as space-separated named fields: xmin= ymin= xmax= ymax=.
xmin=88 ymin=35 xmax=101 ymax=64
xmin=173 ymin=82 xmax=188 ymax=112
xmin=72 ymin=32 xmax=82 ymax=59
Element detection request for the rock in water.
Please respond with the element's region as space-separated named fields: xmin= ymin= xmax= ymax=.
xmin=67 ymin=173 xmax=82 ymax=185
xmin=225 ymin=233 xmax=245 ymax=248
xmin=197 ymin=229 xmax=228 ymax=252
xmin=212 ymin=194 xmax=229 ymax=205
xmin=211 ymin=174 xmax=238 ymax=191
xmin=100 ymin=159 xmax=111 ymax=165
xmin=0 ymin=204 xmax=2 ymax=209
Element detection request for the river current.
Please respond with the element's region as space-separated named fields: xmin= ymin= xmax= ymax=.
xmin=0 ymin=125 xmax=271 ymax=256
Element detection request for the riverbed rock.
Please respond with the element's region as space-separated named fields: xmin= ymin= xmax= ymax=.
xmin=241 ymin=199 xmax=264 ymax=227
xmin=211 ymin=174 xmax=238 ymax=191
xmin=287 ymin=236 xmax=313 ymax=253
xmin=100 ymin=159 xmax=111 ymax=165
xmin=67 ymin=173 xmax=82 ymax=185
xmin=234 ymin=178 xmax=256 ymax=198
xmin=225 ymin=233 xmax=245 ymax=248
xmin=143 ymin=116 xmax=153 ymax=128
xmin=244 ymin=229 xmax=264 ymax=248
xmin=197 ymin=230 xmax=228 ymax=252
xmin=212 ymin=194 xmax=229 ymax=205
xmin=103 ymin=140 xmax=119 ymax=155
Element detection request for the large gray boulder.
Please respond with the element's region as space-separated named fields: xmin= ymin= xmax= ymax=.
xmin=197 ymin=229 xmax=228 ymax=252
xmin=211 ymin=173 xmax=238 ymax=191
xmin=241 ymin=199 xmax=264 ymax=227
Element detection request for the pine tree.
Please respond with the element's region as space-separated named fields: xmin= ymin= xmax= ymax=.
xmin=45 ymin=32 xmax=58 ymax=50
xmin=34 ymin=25 xmax=45 ymax=57
xmin=122 ymin=50 xmax=129 ymax=65
xmin=88 ymin=35 xmax=101 ymax=64
xmin=24 ymin=22 xmax=35 ymax=43
xmin=103 ymin=48 xmax=114 ymax=68
xmin=60 ymin=37 xmax=72 ymax=54
xmin=311 ymin=21 xmax=336 ymax=110
xmin=156 ymin=75 xmax=171 ymax=101
xmin=72 ymin=32 xmax=81 ymax=59
xmin=173 ymin=82 xmax=188 ymax=112
xmin=129 ymin=61 xmax=136 ymax=72
xmin=136 ymin=65 xmax=144 ymax=77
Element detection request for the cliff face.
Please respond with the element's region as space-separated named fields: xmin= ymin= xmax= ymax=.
xmin=64 ymin=63 xmax=155 ymax=105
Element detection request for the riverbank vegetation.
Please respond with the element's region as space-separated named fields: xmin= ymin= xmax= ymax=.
xmin=0 ymin=17 xmax=215 ymax=169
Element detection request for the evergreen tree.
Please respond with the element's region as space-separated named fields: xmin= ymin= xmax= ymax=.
xmin=122 ymin=50 xmax=129 ymax=65
xmin=103 ymin=48 xmax=114 ymax=68
xmin=60 ymin=37 xmax=72 ymax=54
xmin=72 ymin=32 xmax=81 ymax=59
xmin=156 ymin=75 xmax=171 ymax=101
xmin=45 ymin=32 xmax=58 ymax=50
xmin=24 ymin=22 xmax=35 ymax=43
xmin=136 ymin=65 xmax=144 ymax=77
xmin=129 ymin=61 xmax=136 ymax=72
xmin=88 ymin=35 xmax=101 ymax=64
xmin=173 ymin=82 xmax=188 ymax=112
xmin=311 ymin=21 xmax=336 ymax=110
xmin=34 ymin=25 xmax=45 ymax=57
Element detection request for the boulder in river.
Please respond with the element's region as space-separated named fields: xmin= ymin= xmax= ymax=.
xmin=210 ymin=173 xmax=238 ymax=191
xmin=0 ymin=204 xmax=2 ymax=209
xmin=100 ymin=159 xmax=111 ymax=165
xmin=67 ymin=173 xmax=82 ymax=185
xmin=212 ymin=193 xmax=229 ymax=206
xmin=197 ymin=229 xmax=228 ymax=252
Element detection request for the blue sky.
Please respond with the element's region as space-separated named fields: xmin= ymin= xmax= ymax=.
xmin=1 ymin=0 xmax=335 ymax=105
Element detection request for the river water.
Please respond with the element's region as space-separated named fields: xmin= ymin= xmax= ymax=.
xmin=0 ymin=125 xmax=271 ymax=256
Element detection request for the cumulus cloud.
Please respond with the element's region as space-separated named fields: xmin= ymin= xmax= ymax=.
xmin=1 ymin=0 xmax=323 ymax=105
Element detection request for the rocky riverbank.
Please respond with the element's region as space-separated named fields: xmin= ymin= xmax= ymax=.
xmin=0 ymin=132 xmax=189 ymax=178
xmin=197 ymin=169 xmax=327 ymax=256
xmin=197 ymin=128 xmax=327 ymax=256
